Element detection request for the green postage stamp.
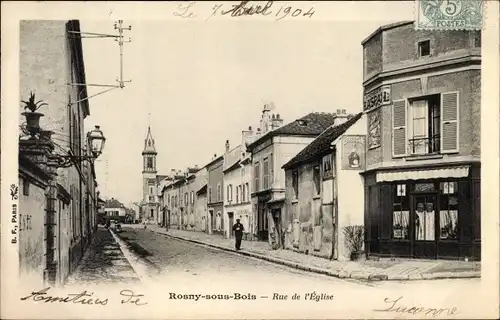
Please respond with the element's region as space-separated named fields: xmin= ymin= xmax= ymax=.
xmin=416 ymin=0 xmax=484 ymax=30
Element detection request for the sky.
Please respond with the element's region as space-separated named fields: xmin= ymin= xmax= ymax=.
xmin=80 ymin=4 xmax=413 ymax=208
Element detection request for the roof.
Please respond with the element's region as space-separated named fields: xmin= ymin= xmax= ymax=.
xmin=105 ymin=198 xmax=125 ymax=209
xmin=223 ymin=159 xmax=241 ymax=173
xmin=205 ymin=155 xmax=224 ymax=170
xmin=361 ymin=21 xmax=414 ymax=45
xmin=142 ymin=126 xmax=157 ymax=155
xmin=282 ymin=112 xmax=363 ymax=170
xmin=247 ymin=112 xmax=338 ymax=150
xmin=196 ymin=184 xmax=207 ymax=195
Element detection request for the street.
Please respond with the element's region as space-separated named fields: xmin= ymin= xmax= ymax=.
xmin=60 ymin=225 xmax=484 ymax=319
xmin=116 ymin=226 xmax=373 ymax=288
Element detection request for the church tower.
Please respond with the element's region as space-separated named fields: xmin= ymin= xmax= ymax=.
xmin=142 ymin=126 xmax=158 ymax=223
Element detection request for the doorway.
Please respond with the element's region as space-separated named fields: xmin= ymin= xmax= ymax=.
xmin=412 ymin=194 xmax=437 ymax=259
xmin=228 ymin=212 xmax=234 ymax=238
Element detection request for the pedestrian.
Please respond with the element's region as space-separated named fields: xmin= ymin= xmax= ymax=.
xmin=232 ymin=218 xmax=244 ymax=250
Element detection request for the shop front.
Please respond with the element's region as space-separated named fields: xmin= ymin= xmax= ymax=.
xmin=364 ymin=164 xmax=480 ymax=261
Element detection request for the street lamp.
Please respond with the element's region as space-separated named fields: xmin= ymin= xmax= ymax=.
xmin=87 ymin=125 xmax=106 ymax=157
xmin=51 ymin=125 xmax=107 ymax=168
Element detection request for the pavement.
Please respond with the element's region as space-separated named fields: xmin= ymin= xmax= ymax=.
xmin=144 ymin=225 xmax=481 ymax=282
xmin=65 ymin=227 xmax=141 ymax=286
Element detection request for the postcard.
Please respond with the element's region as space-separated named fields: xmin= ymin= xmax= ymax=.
xmin=1 ymin=1 xmax=499 ymax=319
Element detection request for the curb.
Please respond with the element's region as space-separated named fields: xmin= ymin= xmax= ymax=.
xmin=110 ymin=229 xmax=159 ymax=284
xmin=151 ymin=229 xmax=481 ymax=282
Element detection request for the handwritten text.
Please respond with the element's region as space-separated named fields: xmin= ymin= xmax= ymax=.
xmin=373 ymin=296 xmax=458 ymax=317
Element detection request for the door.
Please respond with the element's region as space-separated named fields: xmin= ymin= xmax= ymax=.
xmin=228 ymin=212 xmax=234 ymax=238
xmin=412 ymin=194 xmax=437 ymax=259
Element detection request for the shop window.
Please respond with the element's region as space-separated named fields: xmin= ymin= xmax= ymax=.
xmin=312 ymin=165 xmax=321 ymax=196
xmin=292 ymin=170 xmax=299 ymax=199
xmin=392 ymin=184 xmax=409 ymax=240
xmin=439 ymin=182 xmax=459 ymax=240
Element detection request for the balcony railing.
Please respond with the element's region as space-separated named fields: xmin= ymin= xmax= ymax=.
xmin=408 ymin=135 xmax=440 ymax=155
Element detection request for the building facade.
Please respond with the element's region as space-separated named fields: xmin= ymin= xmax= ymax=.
xmin=187 ymin=166 xmax=208 ymax=231
xmin=19 ymin=19 xmax=99 ymax=285
xmin=282 ymin=112 xmax=365 ymax=261
xmin=222 ymin=140 xmax=253 ymax=239
xmin=206 ymin=155 xmax=224 ymax=235
xmin=247 ymin=106 xmax=338 ymax=245
xmin=141 ymin=126 xmax=160 ymax=224
xmin=361 ymin=21 xmax=481 ymax=260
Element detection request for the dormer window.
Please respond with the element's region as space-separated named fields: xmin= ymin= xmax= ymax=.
xmin=418 ymin=40 xmax=431 ymax=57
xmin=297 ymin=120 xmax=308 ymax=126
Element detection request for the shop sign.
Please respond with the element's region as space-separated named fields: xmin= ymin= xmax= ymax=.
xmin=341 ymin=135 xmax=366 ymax=170
xmin=363 ymin=85 xmax=391 ymax=111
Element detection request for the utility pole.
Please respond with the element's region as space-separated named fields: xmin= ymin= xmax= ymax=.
xmin=114 ymin=20 xmax=132 ymax=88
xmin=67 ymin=20 xmax=132 ymax=105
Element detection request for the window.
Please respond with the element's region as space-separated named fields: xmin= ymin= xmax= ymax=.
xmin=150 ymin=209 xmax=154 ymax=218
xmin=208 ymin=187 xmax=212 ymax=203
xmin=473 ymin=31 xmax=481 ymax=47
xmin=439 ymin=181 xmax=459 ymax=240
xmin=254 ymin=162 xmax=260 ymax=191
xmin=236 ymin=185 xmax=239 ymax=203
xmin=191 ymin=191 xmax=194 ymax=204
xmin=418 ymin=40 xmax=430 ymax=57
xmin=217 ymin=183 xmax=221 ymax=202
xmin=184 ymin=193 xmax=188 ymax=205
xmin=241 ymin=185 xmax=245 ymax=202
xmin=147 ymin=157 xmax=153 ymax=169
xmin=263 ymin=158 xmax=269 ymax=189
xmin=393 ymin=184 xmax=410 ymax=240
xmin=22 ymin=178 xmax=30 ymax=196
xmin=246 ymin=183 xmax=249 ymax=201
xmin=292 ymin=170 xmax=299 ymax=199
xmin=407 ymin=95 xmax=441 ymax=155
xmin=313 ymin=165 xmax=321 ymax=196
xmin=175 ymin=195 xmax=178 ymax=207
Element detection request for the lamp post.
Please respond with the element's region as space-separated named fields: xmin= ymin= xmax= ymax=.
xmin=51 ymin=125 xmax=106 ymax=168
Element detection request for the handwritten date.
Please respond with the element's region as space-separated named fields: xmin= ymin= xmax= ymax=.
xmin=206 ymin=1 xmax=316 ymax=21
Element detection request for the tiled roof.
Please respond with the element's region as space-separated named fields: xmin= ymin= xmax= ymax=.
xmin=105 ymin=198 xmax=125 ymax=209
xmin=282 ymin=112 xmax=363 ymax=170
xmin=247 ymin=112 xmax=338 ymax=150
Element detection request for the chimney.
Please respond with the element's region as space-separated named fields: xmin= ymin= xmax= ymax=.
xmin=270 ymin=113 xmax=284 ymax=130
xmin=225 ymin=140 xmax=230 ymax=152
xmin=242 ymin=126 xmax=254 ymax=148
xmin=255 ymin=128 xmax=262 ymax=139
xmin=333 ymin=108 xmax=349 ymax=126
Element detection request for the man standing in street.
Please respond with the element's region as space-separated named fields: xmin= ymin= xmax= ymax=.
xmin=232 ymin=218 xmax=244 ymax=250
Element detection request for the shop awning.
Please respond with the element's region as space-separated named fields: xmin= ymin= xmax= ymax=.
xmin=376 ymin=166 xmax=470 ymax=183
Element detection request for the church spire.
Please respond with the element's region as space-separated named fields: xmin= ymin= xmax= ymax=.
xmin=142 ymin=125 xmax=157 ymax=155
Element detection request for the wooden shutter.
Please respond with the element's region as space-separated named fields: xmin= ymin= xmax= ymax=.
xmin=441 ymin=91 xmax=459 ymax=153
xmin=269 ymin=153 xmax=274 ymax=184
xmin=392 ymin=99 xmax=407 ymax=157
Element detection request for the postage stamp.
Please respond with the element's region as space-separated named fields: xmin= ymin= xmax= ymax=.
xmin=416 ymin=0 xmax=484 ymax=30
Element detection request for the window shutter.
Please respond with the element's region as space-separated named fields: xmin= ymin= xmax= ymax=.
xmin=441 ymin=91 xmax=459 ymax=153
xmin=269 ymin=153 xmax=274 ymax=184
xmin=392 ymin=99 xmax=407 ymax=157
